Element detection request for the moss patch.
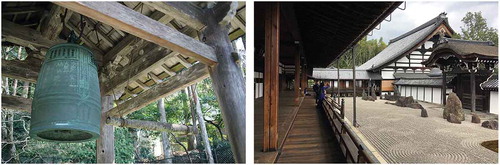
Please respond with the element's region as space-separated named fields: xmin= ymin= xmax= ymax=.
xmin=481 ymin=140 xmax=498 ymax=153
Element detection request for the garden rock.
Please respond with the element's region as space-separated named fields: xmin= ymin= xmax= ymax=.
xmin=447 ymin=114 xmax=462 ymax=124
xmin=471 ymin=114 xmax=481 ymax=124
xmin=481 ymin=120 xmax=498 ymax=130
xmin=443 ymin=92 xmax=465 ymax=121
xmin=421 ymin=108 xmax=428 ymax=117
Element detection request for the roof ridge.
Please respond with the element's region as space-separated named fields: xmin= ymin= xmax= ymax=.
xmin=389 ymin=12 xmax=448 ymax=44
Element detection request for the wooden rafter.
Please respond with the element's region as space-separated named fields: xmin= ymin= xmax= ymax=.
xmin=2 ymin=6 xmax=44 ymax=15
xmin=1 ymin=95 xmax=32 ymax=113
xmin=55 ymin=1 xmax=217 ymax=65
xmin=144 ymin=2 xmax=206 ymax=31
xmin=2 ymin=19 xmax=104 ymax=64
xmin=1 ymin=57 xmax=41 ymax=82
xmin=102 ymin=11 xmax=173 ymax=66
xmin=40 ymin=5 xmax=73 ymax=40
xmin=101 ymin=49 xmax=177 ymax=94
xmin=107 ymin=63 xmax=209 ymax=117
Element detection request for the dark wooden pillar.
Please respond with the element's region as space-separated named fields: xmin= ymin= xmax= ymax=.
xmin=97 ymin=95 xmax=115 ymax=163
xmin=203 ymin=5 xmax=246 ymax=162
xmin=442 ymin=71 xmax=447 ymax=105
xmin=294 ymin=48 xmax=301 ymax=103
xmin=263 ymin=2 xmax=280 ymax=152
xmin=337 ymin=60 xmax=340 ymax=103
xmin=470 ymin=72 xmax=476 ymax=112
xmin=301 ymin=66 xmax=307 ymax=96
xmin=352 ymin=48 xmax=358 ymax=127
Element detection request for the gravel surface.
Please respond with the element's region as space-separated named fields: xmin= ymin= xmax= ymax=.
xmin=341 ymin=97 xmax=498 ymax=163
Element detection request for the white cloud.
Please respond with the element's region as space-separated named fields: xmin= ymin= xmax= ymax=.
xmin=367 ymin=1 xmax=498 ymax=43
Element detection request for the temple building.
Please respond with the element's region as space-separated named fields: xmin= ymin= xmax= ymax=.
xmin=313 ymin=12 xmax=498 ymax=114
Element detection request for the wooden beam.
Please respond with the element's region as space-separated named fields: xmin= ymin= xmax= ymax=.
xmin=176 ymin=55 xmax=193 ymax=68
xmin=106 ymin=63 xmax=209 ymax=117
xmin=2 ymin=19 xmax=63 ymax=50
xmin=102 ymin=48 xmax=174 ymax=94
xmin=83 ymin=17 xmax=115 ymax=47
xmin=1 ymin=57 xmax=42 ymax=82
xmin=1 ymin=95 xmax=32 ymax=113
xmin=143 ymin=2 xmax=206 ymax=31
xmin=66 ymin=22 xmax=105 ymax=55
xmin=2 ymin=19 xmax=104 ymax=64
xmin=2 ymin=6 xmax=45 ymax=15
xmin=55 ymin=2 xmax=217 ymax=65
xmin=106 ymin=117 xmax=197 ymax=134
xmin=161 ymin=64 xmax=177 ymax=76
xmin=102 ymin=11 xmax=172 ymax=66
xmin=262 ymin=3 xmax=280 ymax=152
xmin=40 ymin=5 xmax=73 ymax=40
xmin=148 ymin=72 xmax=163 ymax=83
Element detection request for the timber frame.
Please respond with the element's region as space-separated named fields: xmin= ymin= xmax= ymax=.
xmin=2 ymin=2 xmax=246 ymax=163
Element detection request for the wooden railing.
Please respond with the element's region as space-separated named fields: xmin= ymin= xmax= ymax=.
xmin=322 ymin=97 xmax=380 ymax=163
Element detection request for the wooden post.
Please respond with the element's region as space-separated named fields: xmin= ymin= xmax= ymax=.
xmin=22 ymin=81 xmax=29 ymax=98
xmin=261 ymin=2 xmax=280 ymax=152
xmin=191 ymin=84 xmax=215 ymax=163
xmin=442 ymin=71 xmax=446 ymax=105
xmin=294 ymin=47 xmax=301 ymax=103
xmin=157 ymin=98 xmax=172 ymax=163
xmin=97 ymin=95 xmax=115 ymax=163
xmin=202 ymin=3 xmax=247 ymax=162
xmin=301 ymin=66 xmax=307 ymax=96
xmin=337 ymin=60 xmax=340 ymax=103
xmin=470 ymin=72 xmax=476 ymax=112
xmin=352 ymin=47 xmax=358 ymax=127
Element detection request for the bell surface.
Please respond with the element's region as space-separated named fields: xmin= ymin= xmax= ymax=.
xmin=30 ymin=43 xmax=101 ymax=143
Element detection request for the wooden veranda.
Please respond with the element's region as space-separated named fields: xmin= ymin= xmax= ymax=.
xmin=254 ymin=2 xmax=402 ymax=163
xmin=2 ymin=2 xmax=246 ymax=163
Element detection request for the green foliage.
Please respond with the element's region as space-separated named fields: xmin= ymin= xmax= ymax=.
xmin=330 ymin=37 xmax=387 ymax=69
xmin=3 ymin=76 xmax=228 ymax=163
xmin=114 ymin=127 xmax=135 ymax=163
xmin=454 ymin=11 xmax=498 ymax=45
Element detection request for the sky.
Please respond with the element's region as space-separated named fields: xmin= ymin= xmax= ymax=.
xmin=367 ymin=1 xmax=498 ymax=43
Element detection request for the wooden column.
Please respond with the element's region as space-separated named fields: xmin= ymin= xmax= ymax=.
xmin=337 ymin=60 xmax=340 ymax=103
xmin=470 ymin=72 xmax=476 ymax=112
xmin=352 ymin=48 xmax=358 ymax=127
xmin=158 ymin=98 xmax=172 ymax=163
xmin=262 ymin=2 xmax=280 ymax=152
xmin=191 ymin=84 xmax=215 ymax=164
xmin=202 ymin=3 xmax=247 ymax=162
xmin=301 ymin=66 xmax=307 ymax=96
xmin=442 ymin=71 xmax=447 ymax=105
xmin=294 ymin=48 xmax=301 ymax=103
xmin=97 ymin=95 xmax=115 ymax=163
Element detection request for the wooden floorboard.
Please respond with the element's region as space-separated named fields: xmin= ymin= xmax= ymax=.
xmin=254 ymin=91 xmax=303 ymax=163
xmin=276 ymin=96 xmax=346 ymax=163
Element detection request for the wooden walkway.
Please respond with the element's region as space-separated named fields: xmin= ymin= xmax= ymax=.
xmin=254 ymin=91 xmax=302 ymax=163
xmin=276 ymin=96 xmax=346 ymax=163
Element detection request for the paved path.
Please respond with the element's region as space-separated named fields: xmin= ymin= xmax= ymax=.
xmin=342 ymin=97 xmax=498 ymax=163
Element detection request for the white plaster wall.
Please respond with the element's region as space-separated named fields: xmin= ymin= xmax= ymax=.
xmin=424 ymin=87 xmax=433 ymax=102
xmin=490 ymin=91 xmax=498 ymax=115
xmin=417 ymin=87 xmax=424 ymax=101
xmin=433 ymin=88 xmax=442 ymax=104
xmin=381 ymin=70 xmax=395 ymax=79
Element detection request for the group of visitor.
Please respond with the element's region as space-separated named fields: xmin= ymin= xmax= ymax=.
xmin=313 ymin=81 xmax=330 ymax=108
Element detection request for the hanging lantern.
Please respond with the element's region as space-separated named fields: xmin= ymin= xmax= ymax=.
xmin=30 ymin=43 xmax=101 ymax=142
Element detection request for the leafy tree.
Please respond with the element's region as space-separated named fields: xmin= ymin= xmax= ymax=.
xmin=330 ymin=37 xmax=387 ymax=69
xmin=453 ymin=11 xmax=498 ymax=45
